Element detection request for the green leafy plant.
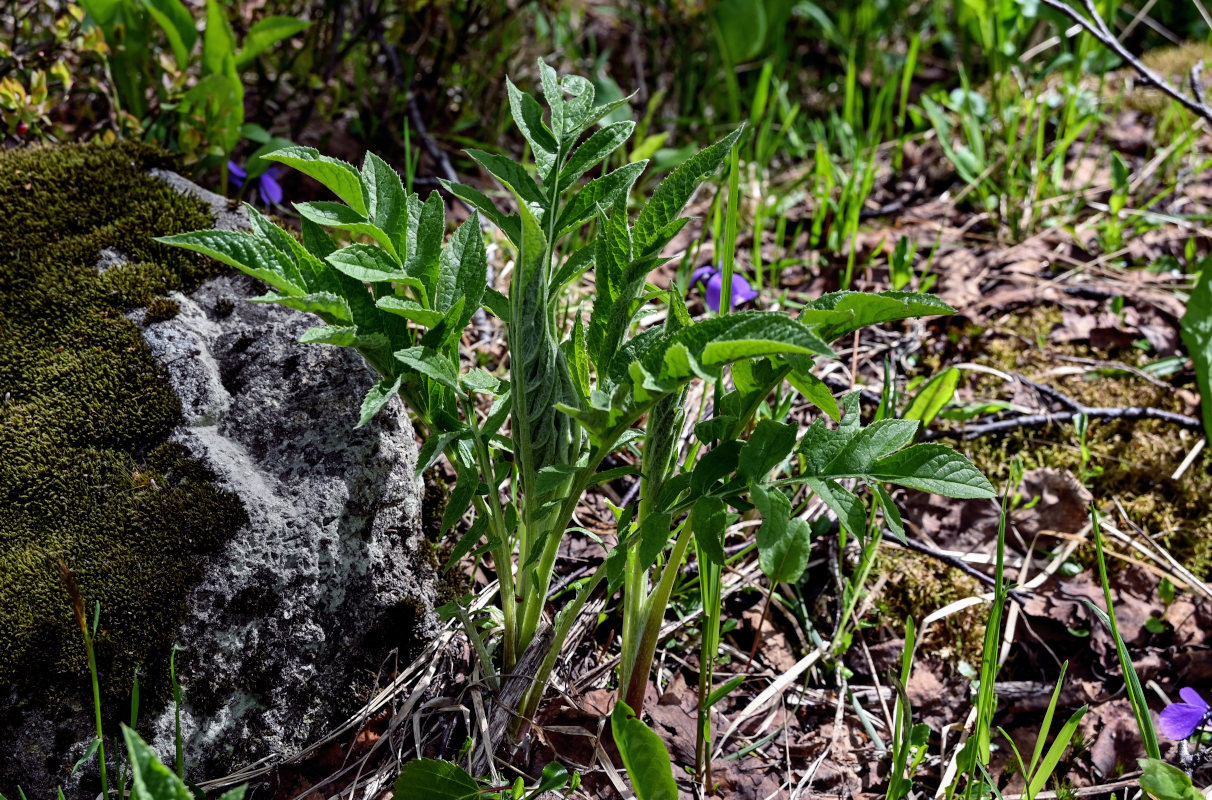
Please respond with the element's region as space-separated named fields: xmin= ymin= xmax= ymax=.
xmin=159 ymin=62 xmax=994 ymax=795
xmin=79 ymin=0 xmax=308 ymax=173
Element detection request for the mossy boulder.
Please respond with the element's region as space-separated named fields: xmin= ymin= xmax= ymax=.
xmin=0 ymin=145 xmax=436 ymax=797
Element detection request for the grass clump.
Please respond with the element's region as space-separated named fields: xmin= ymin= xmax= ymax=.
xmin=0 ymin=141 xmax=245 ymax=710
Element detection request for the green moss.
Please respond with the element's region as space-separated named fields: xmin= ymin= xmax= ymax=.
xmin=939 ymin=310 xmax=1212 ymax=577
xmin=874 ymin=550 xmax=989 ymax=667
xmin=0 ymin=141 xmax=245 ymax=709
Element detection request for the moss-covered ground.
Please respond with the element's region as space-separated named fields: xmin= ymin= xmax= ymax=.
xmin=0 ymin=142 xmax=245 ymax=710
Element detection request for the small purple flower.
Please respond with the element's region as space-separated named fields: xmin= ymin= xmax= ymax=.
xmin=228 ymin=160 xmax=284 ymax=206
xmin=689 ymin=263 xmax=759 ymax=312
xmin=1160 ymin=687 xmax=1210 ymax=740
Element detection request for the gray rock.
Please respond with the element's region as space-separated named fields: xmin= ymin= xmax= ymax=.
xmin=4 ymin=172 xmax=436 ymax=795
xmin=140 ymin=268 xmax=437 ymax=778
xmin=135 ymin=174 xmax=437 ymax=777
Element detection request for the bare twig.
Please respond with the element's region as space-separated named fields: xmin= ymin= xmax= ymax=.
xmin=1039 ymin=0 xmax=1212 ymax=123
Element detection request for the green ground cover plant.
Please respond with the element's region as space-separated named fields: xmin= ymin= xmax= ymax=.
xmin=161 ymin=61 xmax=996 ymax=796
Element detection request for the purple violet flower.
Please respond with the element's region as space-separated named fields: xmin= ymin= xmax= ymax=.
xmin=1160 ymin=687 xmax=1210 ymax=740
xmin=228 ymin=160 xmax=284 ymax=206
xmin=690 ymin=263 xmax=759 ymax=312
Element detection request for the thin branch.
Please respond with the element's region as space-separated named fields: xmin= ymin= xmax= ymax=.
xmin=1039 ymin=0 xmax=1212 ymax=123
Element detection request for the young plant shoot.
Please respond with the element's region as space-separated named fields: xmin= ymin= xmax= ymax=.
xmin=159 ymin=63 xmax=995 ymax=775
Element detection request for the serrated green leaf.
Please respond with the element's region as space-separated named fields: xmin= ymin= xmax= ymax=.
xmin=559 ymin=120 xmax=635 ymax=185
xmin=407 ymin=192 xmax=445 ymax=288
xmin=266 ymin=146 xmax=368 ymax=214
xmin=870 ymin=444 xmax=996 ymax=498
xmin=416 ymin=428 xmax=469 ymax=477
xmin=438 ymin=179 xmax=521 ymax=244
xmin=358 ymin=374 xmax=402 ymax=428
xmin=376 ymin=296 xmax=444 ymax=326
xmin=633 ymin=127 xmax=744 ymax=256
xmin=751 ymin=484 xmax=811 ymax=583
xmin=799 ymin=291 xmax=954 ymax=342
xmin=823 ymin=419 xmax=919 ymax=475
xmin=637 ymin=511 xmax=673 ymax=571
xmin=361 ymin=151 xmax=407 ymax=252
xmin=395 ymin=346 xmax=464 ymax=395
xmin=294 ymin=201 xmax=398 ymax=259
xmin=804 ymin=477 xmax=866 ymax=535
xmin=610 ymin=702 xmax=678 ymax=800
xmin=435 ymin=214 xmax=487 ymax=333
xmin=507 ymin=78 xmax=558 ymax=178
xmin=326 ymin=243 xmax=404 ymax=283
xmin=555 ymin=160 xmax=646 ymax=233
xmin=234 ymin=16 xmax=310 ymax=68
xmin=299 ymin=325 xmax=357 ymax=346
xmin=249 ymin=291 xmax=352 ymax=323
xmin=156 ymin=229 xmax=304 ymax=296
xmin=629 ymin=311 xmax=834 ymax=400
xmin=466 ymin=148 xmax=545 ymax=206
xmin=391 ymin=758 xmax=481 ymax=800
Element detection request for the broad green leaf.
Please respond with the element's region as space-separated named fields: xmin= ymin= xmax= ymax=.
xmin=535 ymin=464 xmax=579 ymax=495
xmin=1139 ymin=758 xmax=1204 ymax=800
xmin=506 ymin=78 xmax=557 ymax=178
xmin=691 ymin=495 xmax=727 ymax=565
xmin=738 ymin=419 xmax=797 ymax=482
xmin=376 ymin=296 xmax=444 ymax=327
xmin=804 ymin=477 xmax=866 ymax=535
xmin=391 ymin=758 xmax=481 ymax=800
xmin=903 ymin=367 xmax=959 ymax=428
xmin=435 ymin=214 xmax=487 ymax=330
xmin=610 ymin=702 xmax=678 ymax=800
xmin=538 ymin=59 xmax=566 ymax=138
xmin=781 ymin=354 xmax=840 ymax=421
xmin=438 ymin=179 xmax=521 ymax=244
xmin=141 ymin=0 xmax=197 ymax=68
xmin=235 ymin=16 xmax=310 ymax=69
xmin=266 ymin=146 xmax=368 ymax=214
xmin=466 ymin=148 xmax=545 ymax=206
xmin=156 ymin=229 xmax=303 ymax=296
xmin=249 ymin=291 xmax=351 ymax=323
xmin=633 ymin=127 xmax=744 ymax=256
xmin=823 ymin=419 xmax=919 ymax=475
xmin=294 ymin=201 xmax=398 ymax=259
xmin=407 ymin=191 xmax=446 ymax=288
xmin=752 ymin=484 xmax=809 ymax=582
xmin=869 ymin=444 xmax=996 ymax=498
xmin=559 ymin=120 xmax=635 ymax=185
xmin=300 ymin=325 xmax=356 ymax=346
xmin=637 ymin=511 xmax=674 ymax=571
xmin=536 ymin=762 xmax=570 ymax=794
xmin=555 ymin=160 xmax=647 ymax=233
xmin=629 ymin=311 xmax=834 ymax=401
xmin=416 ymin=428 xmax=469 ymax=477
xmin=358 ymin=374 xmax=402 ymax=428
xmin=326 ymin=244 xmax=407 ymax=283
xmin=1180 ymin=266 xmax=1212 ymax=438
xmin=395 ymin=346 xmax=464 ymax=395
xmin=691 ymin=440 xmax=743 ymax=495
xmin=361 ymin=152 xmax=407 ymax=252
xmin=799 ymin=291 xmax=954 ymax=342
xmin=123 ymin=725 xmax=192 ymax=800
xmin=569 ymin=314 xmax=591 ymax=402
xmin=481 ymin=287 xmax=511 ymax=321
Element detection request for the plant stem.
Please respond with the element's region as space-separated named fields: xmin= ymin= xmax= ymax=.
xmin=745 ymin=579 xmax=777 ymax=671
